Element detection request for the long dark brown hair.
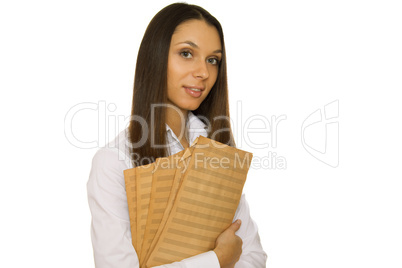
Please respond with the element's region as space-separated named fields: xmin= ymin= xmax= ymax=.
xmin=128 ymin=2 xmax=235 ymax=167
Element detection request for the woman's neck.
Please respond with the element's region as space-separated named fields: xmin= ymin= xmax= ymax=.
xmin=166 ymin=106 xmax=189 ymax=148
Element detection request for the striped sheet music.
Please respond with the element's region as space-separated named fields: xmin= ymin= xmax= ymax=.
xmin=124 ymin=136 xmax=253 ymax=268
xmin=145 ymin=136 xmax=252 ymax=267
xmin=139 ymin=150 xmax=185 ymax=265
xmin=123 ymin=168 xmax=138 ymax=250
xmin=135 ymin=163 xmax=154 ymax=254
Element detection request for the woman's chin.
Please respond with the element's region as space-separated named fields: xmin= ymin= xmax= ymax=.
xmin=177 ymin=102 xmax=202 ymax=112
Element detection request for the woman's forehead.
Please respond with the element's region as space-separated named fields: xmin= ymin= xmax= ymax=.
xmin=171 ymin=20 xmax=221 ymax=50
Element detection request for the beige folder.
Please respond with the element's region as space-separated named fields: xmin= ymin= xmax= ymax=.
xmin=124 ymin=136 xmax=253 ymax=268
xmin=140 ymin=150 xmax=186 ymax=265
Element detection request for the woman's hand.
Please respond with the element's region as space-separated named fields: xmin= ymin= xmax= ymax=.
xmin=213 ymin=219 xmax=243 ymax=268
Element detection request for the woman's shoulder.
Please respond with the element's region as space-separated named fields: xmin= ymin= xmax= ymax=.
xmin=88 ymin=129 xmax=132 ymax=190
xmin=89 ymin=128 xmax=133 ymax=183
xmin=92 ymin=128 xmax=133 ymax=168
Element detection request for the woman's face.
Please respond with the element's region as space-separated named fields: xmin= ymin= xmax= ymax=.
xmin=166 ymin=19 xmax=222 ymax=113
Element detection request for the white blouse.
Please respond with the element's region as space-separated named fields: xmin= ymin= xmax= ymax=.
xmin=87 ymin=112 xmax=267 ymax=267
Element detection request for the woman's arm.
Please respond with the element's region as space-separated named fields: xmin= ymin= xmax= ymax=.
xmin=87 ymin=148 xmax=140 ymax=267
xmin=87 ymin=147 xmax=266 ymax=267
xmin=158 ymin=195 xmax=267 ymax=268
xmin=232 ymin=194 xmax=268 ymax=267
xmin=87 ymin=147 xmax=220 ymax=268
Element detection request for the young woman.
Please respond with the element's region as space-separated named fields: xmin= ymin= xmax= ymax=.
xmin=87 ymin=3 xmax=267 ymax=267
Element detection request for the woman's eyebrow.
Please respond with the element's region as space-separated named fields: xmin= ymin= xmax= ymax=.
xmin=175 ymin=40 xmax=222 ymax=54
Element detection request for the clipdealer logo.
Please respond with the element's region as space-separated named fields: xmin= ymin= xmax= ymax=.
xmin=301 ymin=100 xmax=339 ymax=168
xmin=64 ymin=100 xmax=339 ymax=169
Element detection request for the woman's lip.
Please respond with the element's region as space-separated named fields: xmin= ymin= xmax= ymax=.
xmin=183 ymin=85 xmax=205 ymax=91
xmin=184 ymin=86 xmax=203 ymax=97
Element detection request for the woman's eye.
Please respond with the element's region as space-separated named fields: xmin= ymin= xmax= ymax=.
xmin=180 ymin=51 xmax=192 ymax=58
xmin=207 ymin=58 xmax=219 ymax=65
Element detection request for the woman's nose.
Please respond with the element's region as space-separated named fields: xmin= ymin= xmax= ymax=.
xmin=192 ymin=60 xmax=209 ymax=79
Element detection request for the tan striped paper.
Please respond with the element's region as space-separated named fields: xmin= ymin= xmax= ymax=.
xmin=140 ymin=150 xmax=185 ymax=265
xmin=124 ymin=136 xmax=253 ymax=268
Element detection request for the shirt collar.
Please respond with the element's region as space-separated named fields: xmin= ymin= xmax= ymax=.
xmin=165 ymin=111 xmax=208 ymax=151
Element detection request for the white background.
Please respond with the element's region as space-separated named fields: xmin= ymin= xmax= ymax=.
xmin=1 ymin=0 xmax=401 ymax=267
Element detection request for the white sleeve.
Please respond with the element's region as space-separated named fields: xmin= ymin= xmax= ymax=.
xmin=87 ymin=148 xmax=220 ymax=268
xmin=233 ymin=194 xmax=268 ymax=268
